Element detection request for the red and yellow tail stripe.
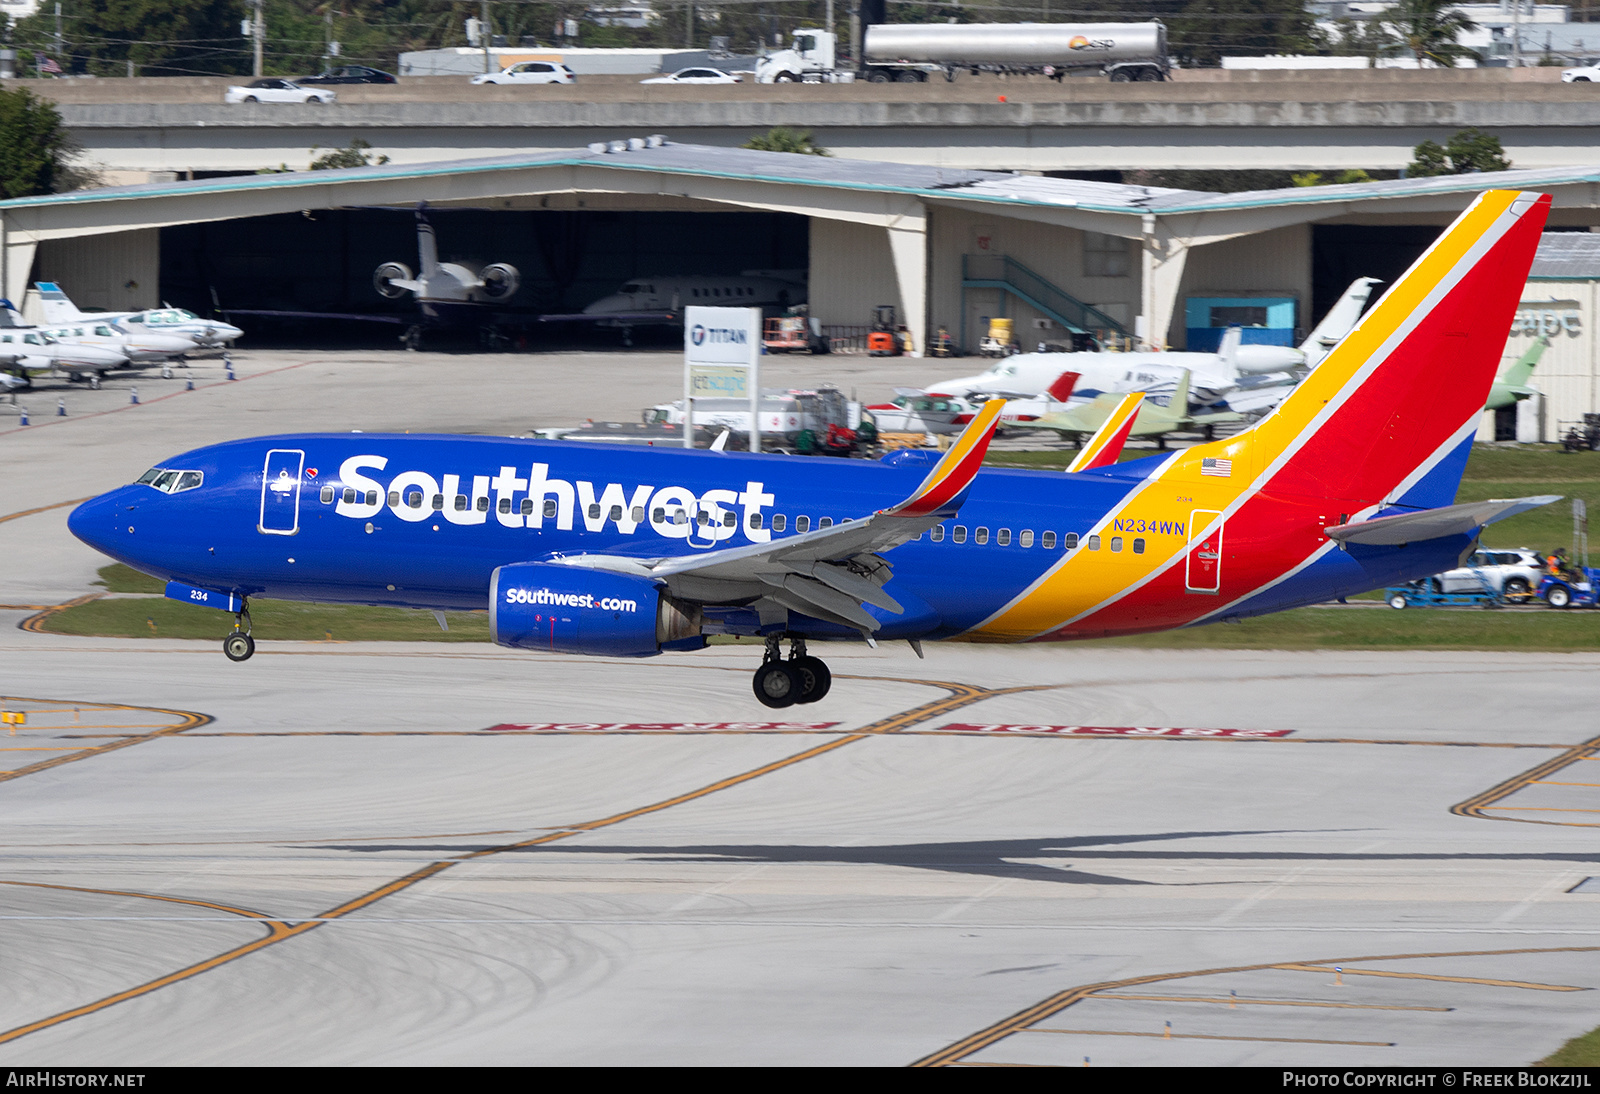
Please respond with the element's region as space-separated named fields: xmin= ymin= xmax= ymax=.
xmin=884 ymin=398 xmax=1005 ymax=518
xmin=1066 ymin=392 xmax=1144 ymax=473
xmin=966 ymin=189 xmax=1550 ymax=641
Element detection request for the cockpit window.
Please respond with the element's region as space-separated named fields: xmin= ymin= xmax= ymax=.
xmin=136 ymin=467 xmax=203 ymax=493
xmin=621 ymin=283 xmax=643 ymax=294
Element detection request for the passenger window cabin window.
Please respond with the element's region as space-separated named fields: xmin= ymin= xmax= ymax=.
xmin=952 ymin=526 xmax=968 ymax=544
xmin=321 ymin=486 xmax=335 ymax=504
xmin=930 ymin=525 xmax=945 ymax=542
xmin=609 ymin=505 xmax=623 ymax=521
xmin=520 ymin=499 xmax=532 ymax=515
xmin=1088 ymin=535 xmax=1101 ymax=550
xmin=388 ymin=491 xmax=400 ymax=506
xmin=454 ymin=495 xmax=468 ymax=511
xmin=1110 ymin=536 xmax=1123 ymax=552
xmin=476 ymin=497 xmax=489 ymax=512
xmin=1019 ymin=530 xmax=1033 ymax=547
xmin=544 ymin=500 xmax=557 ymax=518
xmin=772 ymin=514 xmax=787 ymax=532
xmin=1133 ymin=537 xmax=1146 ymax=554
xmin=632 ymin=506 xmax=645 ymax=523
xmin=796 ymin=516 xmax=810 ymax=532
xmin=997 ymin=528 xmax=1011 ymax=546
xmin=974 ymin=527 xmax=989 ymax=545
xmin=407 ymin=491 xmax=423 ymax=509
xmin=818 ymin=517 xmax=833 ymax=529
xmin=433 ymin=495 xmax=445 ymax=510
xmin=723 ymin=512 xmax=736 ymax=528
xmin=588 ymin=504 xmax=602 ymax=520
xmin=749 ymin=513 xmax=764 ymax=530
xmin=1042 ymin=531 xmax=1057 ymax=549
xmin=1063 ymin=533 xmax=1078 ymax=549
xmin=366 ymin=490 xmax=378 ymax=506
xmin=499 ymin=498 xmax=512 ymax=514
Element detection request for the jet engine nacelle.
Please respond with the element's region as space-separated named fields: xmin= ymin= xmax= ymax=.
xmin=489 ymin=561 xmax=701 ymax=657
xmin=373 ymin=262 xmax=413 ymax=299
xmin=479 ymin=262 xmax=520 ymax=301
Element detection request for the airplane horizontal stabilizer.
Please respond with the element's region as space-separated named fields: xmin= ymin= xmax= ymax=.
xmin=1324 ymin=495 xmax=1561 ymax=546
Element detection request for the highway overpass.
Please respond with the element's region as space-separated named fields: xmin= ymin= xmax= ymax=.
xmin=22 ymin=69 xmax=1600 ymax=179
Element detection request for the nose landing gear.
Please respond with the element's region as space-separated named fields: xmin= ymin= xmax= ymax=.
xmin=223 ymin=602 xmax=254 ymax=662
xmin=752 ymin=634 xmax=831 ymax=708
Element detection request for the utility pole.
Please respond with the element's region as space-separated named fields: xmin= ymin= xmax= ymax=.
xmin=252 ymin=0 xmax=264 ymax=77
xmin=481 ymin=0 xmax=492 ymax=74
xmin=826 ymin=0 xmax=834 ymax=37
xmin=685 ymin=3 xmax=693 ymax=48
xmin=1511 ymin=0 xmax=1523 ymax=68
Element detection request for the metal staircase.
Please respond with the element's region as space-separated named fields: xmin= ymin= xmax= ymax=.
xmin=961 ymin=254 xmax=1130 ymax=340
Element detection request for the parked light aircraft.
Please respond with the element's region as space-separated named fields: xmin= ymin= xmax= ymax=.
xmin=37 ymin=319 xmax=196 ymax=365
xmin=1013 ymin=369 xmax=1244 ymax=445
xmin=34 ymin=282 xmax=242 ymax=347
xmin=934 ymin=277 xmax=1382 ymax=414
xmin=541 ymin=271 xmax=808 ymax=344
xmin=868 ymin=371 xmax=1081 ymax=435
xmin=68 ymin=193 xmax=1557 ymax=708
xmin=0 ymin=306 xmax=128 ymax=386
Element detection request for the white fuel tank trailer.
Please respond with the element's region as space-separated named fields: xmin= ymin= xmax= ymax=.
xmin=862 ymin=21 xmax=1168 ymax=82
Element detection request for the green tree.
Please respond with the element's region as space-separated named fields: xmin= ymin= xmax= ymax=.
xmin=1407 ymin=128 xmax=1512 ymax=176
xmin=1382 ymin=0 xmax=1479 ymax=67
xmin=14 ymin=0 xmax=247 ymax=76
xmin=743 ymin=126 xmax=829 ymax=156
xmin=0 ymin=87 xmax=79 ymax=197
xmin=309 ymin=137 xmax=390 ymax=170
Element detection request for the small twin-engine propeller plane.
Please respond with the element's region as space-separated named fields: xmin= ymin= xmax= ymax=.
xmin=70 ymin=191 xmax=1559 ymax=708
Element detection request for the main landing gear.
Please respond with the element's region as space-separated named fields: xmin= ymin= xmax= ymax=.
xmin=223 ymin=601 xmax=255 ymax=662
xmin=752 ymin=634 xmax=831 ymax=709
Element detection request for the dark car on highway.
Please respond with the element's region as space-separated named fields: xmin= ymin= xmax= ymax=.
xmin=298 ymin=65 xmax=396 ymax=85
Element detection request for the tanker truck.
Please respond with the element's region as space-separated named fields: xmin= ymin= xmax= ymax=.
xmin=753 ymin=23 xmax=1168 ymax=84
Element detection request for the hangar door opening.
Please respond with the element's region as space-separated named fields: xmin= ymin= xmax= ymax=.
xmin=1311 ymin=224 xmax=1443 ymax=323
xmin=159 ymin=209 xmax=809 ymax=344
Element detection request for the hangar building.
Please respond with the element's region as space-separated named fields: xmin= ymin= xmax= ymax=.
xmin=3 ymin=140 xmax=1600 ymax=440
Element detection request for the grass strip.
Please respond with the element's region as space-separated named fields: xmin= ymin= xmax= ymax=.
xmin=44 ymin=595 xmax=489 ymax=643
xmin=1538 ymin=1026 xmax=1600 ymax=1066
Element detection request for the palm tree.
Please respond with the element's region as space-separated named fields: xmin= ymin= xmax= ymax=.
xmin=1383 ymin=0 xmax=1479 ymax=67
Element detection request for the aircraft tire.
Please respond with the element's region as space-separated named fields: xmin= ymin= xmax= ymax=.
xmin=753 ymin=662 xmax=800 ymax=708
xmin=223 ymin=633 xmax=255 ymax=662
xmin=791 ymin=657 xmax=831 ymax=704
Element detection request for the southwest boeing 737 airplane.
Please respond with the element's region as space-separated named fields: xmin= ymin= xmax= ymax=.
xmin=69 ymin=190 xmax=1558 ymax=708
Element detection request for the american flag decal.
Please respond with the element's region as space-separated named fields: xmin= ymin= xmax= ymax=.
xmin=1201 ymin=457 xmax=1232 ymax=478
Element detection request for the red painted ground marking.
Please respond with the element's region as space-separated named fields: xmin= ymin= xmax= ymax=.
xmin=936 ymin=723 xmax=1293 ymax=738
xmin=485 ymin=721 xmax=841 ymax=733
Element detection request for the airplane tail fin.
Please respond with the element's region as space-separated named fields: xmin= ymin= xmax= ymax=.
xmin=1067 ymin=392 xmax=1143 ymax=473
xmin=1190 ymin=190 xmax=1550 ymax=515
xmin=1501 ymin=335 xmax=1547 ymax=390
xmin=414 ymin=204 xmax=439 ymax=276
xmin=1045 ymin=370 xmax=1079 ymax=404
xmin=34 ymin=282 xmax=83 ymax=324
xmin=1299 ymin=276 xmax=1381 ymax=368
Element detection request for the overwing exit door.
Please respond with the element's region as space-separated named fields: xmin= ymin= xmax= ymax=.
xmin=259 ymin=448 xmax=305 ymax=535
xmin=1186 ymin=509 xmax=1223 ymax=593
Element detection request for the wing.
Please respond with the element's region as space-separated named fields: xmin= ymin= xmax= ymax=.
xmin=546 ymin=399 xmax=1006 ymax=636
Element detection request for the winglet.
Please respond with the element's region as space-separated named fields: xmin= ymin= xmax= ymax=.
xmin=882 ymin=398 xmax=1005 ymax=518
xmin=1066 ymin=392 xmax=1144 ymax=473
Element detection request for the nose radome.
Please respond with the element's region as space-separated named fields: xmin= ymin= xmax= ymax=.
xmin=67 ymin=490 xmax=125 ymax=555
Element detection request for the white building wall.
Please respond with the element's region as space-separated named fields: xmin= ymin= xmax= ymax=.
xmin=1172 ymin=223 xmax=1312 ymax=349
xmin=23 ymin=229 xmax=160 ymax=322
xmin=1481 ymin=279 xmax=1600 ymax=442
xmin=926 ymin=207 xmax=1142 ymax=353
xmin=808 ymin=218 xmax=902 ymax=329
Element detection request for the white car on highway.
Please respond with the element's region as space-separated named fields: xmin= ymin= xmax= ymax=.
xmin=640 ymin=67 xmax=742 ymax=84
xmin=471 ymin=61 xmax=575 ymax=85
xmin=224 ymin=78 xmax=336 ymax=104
xmin=1561 ymin=59 xmax=1600 ymax=81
